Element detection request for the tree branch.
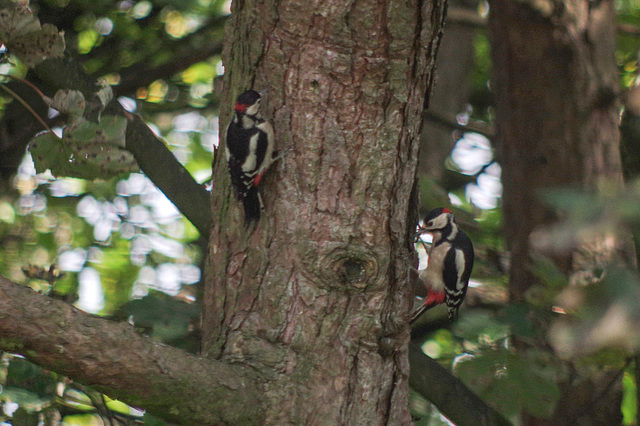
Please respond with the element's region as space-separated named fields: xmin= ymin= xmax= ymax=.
xmin=423 ymin=110 xmax=495 ymax=140
xmin=113 ymin=41 xmax=223 ymax=97
xmin=0 ymin=274 xmax=264 ymax=425
xmin=32 ymin=59 xmax=213 ymax=236
xmin=408 ymin=343 xmax=512 ymax=426
xmin=124 ymin=113 xmax=213 ymax=234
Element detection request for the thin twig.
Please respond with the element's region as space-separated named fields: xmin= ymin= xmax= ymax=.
xmin=1 ymin=74 xmax=47 ymax=98
xmin=0 ymin=84 xmax=53 ymax=134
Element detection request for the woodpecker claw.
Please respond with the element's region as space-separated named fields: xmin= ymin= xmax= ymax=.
xmin=273 ymin=146 xmax=292 ymax=171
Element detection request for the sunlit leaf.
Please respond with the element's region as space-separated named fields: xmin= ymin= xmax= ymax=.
xmin=60 ymin=388 xmax=94 ymax=411
xmin=60 ymin=414 xmax=103 ymax=424
xmin=93 ymin=239 xmax=140 ymax=313
xmin=1 ymin=386 xmax=50 ymax=408
xmin=105 ymin=398 xmax=139 ymax=416
xmin=622 ymin=370 xmax=637 ymax=425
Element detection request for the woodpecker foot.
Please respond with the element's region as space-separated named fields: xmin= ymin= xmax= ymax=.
xmin=272 ymin=146 xmax=292 ymax=171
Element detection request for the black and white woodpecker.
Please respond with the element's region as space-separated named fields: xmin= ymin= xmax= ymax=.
xmin=225 ymin=89 xmax=276 ymax=225
xmin=411 ymin=208 xmax=475 ymax=323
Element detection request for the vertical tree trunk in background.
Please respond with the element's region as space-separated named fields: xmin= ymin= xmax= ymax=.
xmin=419 ymin=0 xmax=477 ymax=183
xmin=489 ymin=0 xmax=623 ymax=300
xmin=489 ymin=0 xmax=624 ymax=424
xmin=203 ymin=0 xmax=447 ymax=423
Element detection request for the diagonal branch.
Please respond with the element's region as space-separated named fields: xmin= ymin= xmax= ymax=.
xmin=124 ymin=112 xmax=213 ymax=234
xmin=408 ymin=343 xmax=512 ymax=426
xmin=0 ymin=274 xmax=264 ymax=425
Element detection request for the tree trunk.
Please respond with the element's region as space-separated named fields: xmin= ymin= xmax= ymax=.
xmin=203 ymin=0 xmax=447 ymax=423
xmin=488 ymin=0 xmax=623 ymax=299
xmin=488 ymin=0 xmax=625 ymax=424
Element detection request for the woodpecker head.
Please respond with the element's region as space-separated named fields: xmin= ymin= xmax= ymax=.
xmin=234 ymin=90 xmax=262 ymax=116
xmin=418 ymin=207 xmax=454 ymax=235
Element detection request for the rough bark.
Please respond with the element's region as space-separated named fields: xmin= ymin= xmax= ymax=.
xmin=488 ymin=0 xmax=625 ymax=424
xmin=203 ymin=0 xmax=447 ymax=423
xmin=0 ymin=275 xmax=263 ymax=425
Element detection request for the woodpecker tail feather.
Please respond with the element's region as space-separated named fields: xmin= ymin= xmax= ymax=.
xmin=409 ymin=300 xmax=440 ymax=324
xmin=242 ymin=187 xmax=261 ymax=226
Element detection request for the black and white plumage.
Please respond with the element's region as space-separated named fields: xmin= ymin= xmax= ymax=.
xmin=225 ymin=90 xmax=276 ymax=225
xmin=412 ymin=208 xmax=475 ymax=322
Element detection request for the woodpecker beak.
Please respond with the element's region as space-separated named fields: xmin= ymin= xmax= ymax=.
xmin=416 ymin=226 xmax=430 ymax=236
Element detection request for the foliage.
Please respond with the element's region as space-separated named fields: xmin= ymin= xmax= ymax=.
xmin=410 ymin=2 xmax=640 ymax=423
xmin=0 ymin=3 xmax=65 ymax=67
xmin=2 ymin=0 xmax=640 ymax=424
xmin=0 ymin=0 xmax=223 ymax=422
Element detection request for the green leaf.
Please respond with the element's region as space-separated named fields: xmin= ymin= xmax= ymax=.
xmin=28 ymin=131 xmax=70 ymax=175
xmin=0 ymin=387 xmax=52 ymax=412
xmin=59 ymin=388 xmax=94 ymax=411
xmin=0 ymin=7 xmax=64 ymax=67
xmin=622 ymin=370 xmax=637 ymax=425
xmin=28 ymin=116 xmax=137 ymax=180
xmin=93 ymin=240 xmax=139 ymax=313
xmin=6 ymin=355 xmax=57 ymax=398
xmin=105 ymin=397 xmax=141 ymax=416
xmin=64 ymin=115 xmax=127 ymax=147
xmin=60 ymin=414 xmax=103 ymax=424
xmin=49 ymin=89 xmax=86 ymax=117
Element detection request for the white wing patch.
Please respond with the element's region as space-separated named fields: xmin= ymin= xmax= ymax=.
xmin=256 ymin=120 xmax=275 ymax=172
xmin=454 ymin=248 xmax=466 ymax=291
xmin=241 ymin=133 xmax=260 ymax=172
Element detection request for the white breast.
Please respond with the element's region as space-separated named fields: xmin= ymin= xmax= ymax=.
xmin=241 ymin=133 xmax=259 ymax=172
xmin=421 ymin=241 xmax=451 ymax=292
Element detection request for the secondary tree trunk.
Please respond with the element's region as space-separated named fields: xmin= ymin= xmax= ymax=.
xmin=488 ymin=0 xmax=625 ymax=424
xmin=489 ymin=0 xmax=623 ymax=300
xmin=203 ymin=0 xmax=447 ymax=423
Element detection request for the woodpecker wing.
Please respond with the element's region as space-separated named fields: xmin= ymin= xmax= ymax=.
xmin=226 ymin=118 xmax=270 ymax=200
xmin=442 ymin=230 xmax=474 ymax=318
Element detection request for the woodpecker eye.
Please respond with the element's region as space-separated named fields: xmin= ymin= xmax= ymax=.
xmin=427 ymin=220 xmax=434 ymax=227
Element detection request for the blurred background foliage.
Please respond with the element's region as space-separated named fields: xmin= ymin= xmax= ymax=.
xmin=2 ymin=0 xmax=640 ymax=424
xmin=411 ymin=0 xmax=640 ymax=424
xmin=0 ymin=0 xmax=224 ymax=423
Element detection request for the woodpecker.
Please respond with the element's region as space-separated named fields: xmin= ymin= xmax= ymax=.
xmin=411 ymin=208 xmax=475 ymax=323
xmin=225 ymin=89 xmax=276 ymax=225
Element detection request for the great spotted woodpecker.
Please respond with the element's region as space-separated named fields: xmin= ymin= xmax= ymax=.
xmin=411 ymin=208 xmax=475 ymax=322
xmin=225 ymin=90 xmax=276 ymax=225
